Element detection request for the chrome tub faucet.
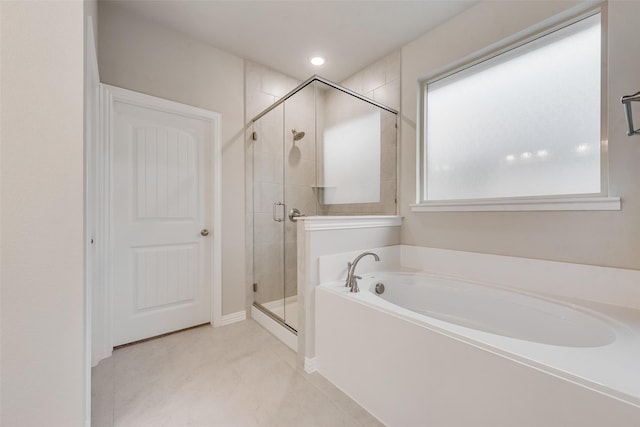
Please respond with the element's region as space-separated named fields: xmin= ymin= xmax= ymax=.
xmin=345 ymin=252 xmax=380 ymax=293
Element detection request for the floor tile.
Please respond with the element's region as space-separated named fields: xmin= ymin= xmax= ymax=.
xmin=92 ymin=320 xmax=381 ymax=427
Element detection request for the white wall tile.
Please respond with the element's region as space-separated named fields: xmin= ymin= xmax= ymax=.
xmin=362 ymin=57 xmax=387 ymax=93
xmin=247 ymin=91 xmax=276 ymax=122
xmin=373 ymin=78 xmax=400 ymax=111
xmin=341 ymin=73 xmax=363 ymax=94
xmin=385 ymin=51 xmax=401 ymax=83
xmin=262 ymin=68 xmax=298 ymax=98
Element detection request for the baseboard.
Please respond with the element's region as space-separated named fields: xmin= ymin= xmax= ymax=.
xmin=218 ymin=310 xmax=246 ymax=326
xmin=304 ymin=357 xmax=318 ymax=373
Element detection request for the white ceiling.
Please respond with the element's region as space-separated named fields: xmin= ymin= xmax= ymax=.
xmin=106 ymin=0 xmax=477 ymax=82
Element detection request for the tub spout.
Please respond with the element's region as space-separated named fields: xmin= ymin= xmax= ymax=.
xmin=345 ymin=252 xmax=380 ymax=293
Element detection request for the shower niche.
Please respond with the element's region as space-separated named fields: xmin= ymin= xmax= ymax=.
xmin=251 ymin=76 xmax=398 ymax=333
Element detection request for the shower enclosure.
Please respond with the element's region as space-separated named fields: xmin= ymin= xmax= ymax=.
xmin=250 ymin=76 xmax=398 ymax=332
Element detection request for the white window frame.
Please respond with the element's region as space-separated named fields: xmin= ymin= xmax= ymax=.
xmin=412 ymin=5 xmax=620 ymax=212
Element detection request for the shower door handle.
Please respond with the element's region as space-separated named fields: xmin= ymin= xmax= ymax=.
xmin=272 ymin=201 xmax=284 ymax=222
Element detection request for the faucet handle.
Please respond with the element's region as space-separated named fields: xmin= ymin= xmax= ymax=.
xmin=345 ymin=262 xmax=353 ymax=287
xmin=350 ymin=277 xmax=361 ymax=293
xmin=349 ymin=275 xmax=362 ymax=293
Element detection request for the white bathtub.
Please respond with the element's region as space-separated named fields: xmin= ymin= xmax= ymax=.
xmin=367 ymin=272 xmax=616 ymax=348
xmin=316 ymin=271 xmax=640 ymax=426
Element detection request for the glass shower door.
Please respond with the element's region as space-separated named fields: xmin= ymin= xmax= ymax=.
xmin=251 ymin=76 xmax=398 ymax=334
xmin=252 ymin=82 xmax=317 ymax=332
xmin=252 ymin=104 xmax=286 ymax=324
xmin=281 ymin=82 xmax=317 ymax=331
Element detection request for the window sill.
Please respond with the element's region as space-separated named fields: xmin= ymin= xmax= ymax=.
xmin=410 ymin=196 xmax=621 ymax=212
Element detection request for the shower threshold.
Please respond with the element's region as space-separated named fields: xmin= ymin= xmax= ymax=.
xmin=252 ymin=302 xmax=298 ymax=352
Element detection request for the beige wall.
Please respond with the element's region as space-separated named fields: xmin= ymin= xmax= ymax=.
xmin=98 ymin=2 xmax=246 ymax=315
xmin=1 ymin=1 xmax=86 ymax=425
xmin=400 ymin=0 xmax=640 ymax=270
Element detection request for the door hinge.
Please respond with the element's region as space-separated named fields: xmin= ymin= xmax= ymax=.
xmin=253 ymin=283 xmax=258 ymax=292
xmin=251 ymin=131 xmax=258 ymax=141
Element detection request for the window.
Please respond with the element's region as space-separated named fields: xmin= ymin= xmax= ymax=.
xmin=415 ymin=11 xmax=619 ymax=211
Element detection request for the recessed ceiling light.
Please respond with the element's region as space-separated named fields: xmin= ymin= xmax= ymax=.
xmin=310 ymin=56 xmax=325 ymax=66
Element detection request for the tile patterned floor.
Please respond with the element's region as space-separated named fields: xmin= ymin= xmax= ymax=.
xmin=92 ymin=320 xmax=383 ymax=427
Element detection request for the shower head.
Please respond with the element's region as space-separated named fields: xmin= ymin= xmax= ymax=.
xmin=292 ymin=129 xmax=305 ymax=142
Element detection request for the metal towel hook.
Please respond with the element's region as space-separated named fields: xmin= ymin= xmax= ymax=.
xmin=621 ymin=91 xmax=640 ymax=136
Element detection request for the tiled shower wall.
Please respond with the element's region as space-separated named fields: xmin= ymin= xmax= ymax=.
xmin=340 ymin=51 xmax=400 ymax=112
xmin=317 ymin=51 xmax=400 ymax=215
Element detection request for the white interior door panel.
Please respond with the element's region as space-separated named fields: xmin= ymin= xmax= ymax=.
xmin=112 ymin=99 xmax=212 ymax=346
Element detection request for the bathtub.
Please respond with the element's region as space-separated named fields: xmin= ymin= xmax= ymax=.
xmin=316 ymin=271 xmax=640 ymax=427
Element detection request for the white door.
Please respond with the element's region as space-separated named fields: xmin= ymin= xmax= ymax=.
xmin=112 ymin=93 xmax=213 ymax=346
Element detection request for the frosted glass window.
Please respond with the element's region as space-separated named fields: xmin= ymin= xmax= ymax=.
xmin=424 ymin=13 xmax=601 ymax=201
xmin=323 ymin=111 xmax=381 ymax=204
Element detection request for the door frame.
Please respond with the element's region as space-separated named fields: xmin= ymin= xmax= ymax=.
xmin=94 ymin=84 xmax=222 ymax=364
xmin=84 ymin=16 xmax=99 ymax=426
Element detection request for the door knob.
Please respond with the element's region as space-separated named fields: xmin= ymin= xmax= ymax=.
xmin=201 ymin=229 xmax=209 ymax=237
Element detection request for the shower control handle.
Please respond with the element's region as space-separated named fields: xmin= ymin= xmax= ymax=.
xmin=272 ymin=201 xmax=284 ymax=222
xmin=288 ymin=208 xmax=305 ymax=222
